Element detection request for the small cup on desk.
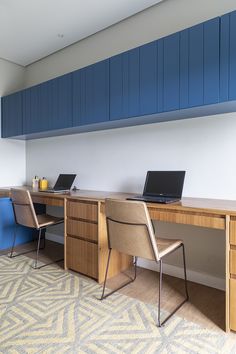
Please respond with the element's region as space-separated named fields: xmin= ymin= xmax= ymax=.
xmin=39 ymin=177 xmax=48 ymax=190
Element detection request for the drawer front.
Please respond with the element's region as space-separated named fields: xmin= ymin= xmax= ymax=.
xmin=66 ymin=237 xmax=98 ymax=279
xmin=32 ymin=196 xmax=64 ymax=207
xmin=230 ymin=249 xmax=236 ymax=275
xmin=67 ymin=219 xmax=98 ymax=242
xmin=67 ymin=200 xmax=98 ymax=222
xmin=230 ymin=220 xmax=236 ymax=245
xmin=230 ymin=278 xmax=236 ymax=331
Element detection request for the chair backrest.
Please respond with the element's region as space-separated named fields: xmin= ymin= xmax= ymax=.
xmin=11 ymin=189 xmax=39 ymax=229
xmin=105 ymin=199 xmax=159 ymax=262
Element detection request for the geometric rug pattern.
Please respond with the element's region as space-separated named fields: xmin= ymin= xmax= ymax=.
xmin=0 ymin=255 xmax=236 ymax=354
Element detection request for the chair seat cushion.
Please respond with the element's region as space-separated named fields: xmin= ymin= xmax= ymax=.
xmin=156 ymin=237 xmax=183 ymax=259
xmin=37 ymin=214 xmax=63 ymax=228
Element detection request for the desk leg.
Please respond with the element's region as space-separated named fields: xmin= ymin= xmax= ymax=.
xmin=226 ymin=215 xmax=230 ymax=332
xmin=64 ymin=198 xmax=68 ymax=270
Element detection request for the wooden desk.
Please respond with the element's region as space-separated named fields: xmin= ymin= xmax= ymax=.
xmin=1 ymin=187 xmax=236 ymax=332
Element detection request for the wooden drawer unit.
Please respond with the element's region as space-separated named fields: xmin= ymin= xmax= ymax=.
xmin=67 ymin=200 xmax=98 ymax=221
xmin=67 ymin=219 xmax=98 ymax=242
xmin=230 ymin=278 xmax=236 ymax=331
xmin=66 ymin=237 xmax=98 ymax=279
xmin=230 ymin=220 xmax=236 ymax=245
xmin=230 ymin=249 xmax=236 ymax=275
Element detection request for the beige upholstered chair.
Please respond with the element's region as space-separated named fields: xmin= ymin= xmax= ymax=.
xmin=10 ymin=188 xmax=64 ymax=269
xmin=101 ymin=199 xmax=189 ymax=327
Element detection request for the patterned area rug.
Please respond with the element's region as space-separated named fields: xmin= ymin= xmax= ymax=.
xmin=0 ymin=255 xmax=235 ymax=354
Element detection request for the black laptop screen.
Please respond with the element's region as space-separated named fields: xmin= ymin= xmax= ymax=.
xmin=53 ymin=174 xmax=76 ymax=190
xmin=143 ymin=171 xmax=185 ymax=198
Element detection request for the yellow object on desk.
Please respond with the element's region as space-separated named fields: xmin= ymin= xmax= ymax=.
xmin=39 ymin=177 xmax=48 ymax=190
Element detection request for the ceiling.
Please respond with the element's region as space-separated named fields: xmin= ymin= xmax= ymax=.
xmin=0 ymin=0 xmax=163 ymax=66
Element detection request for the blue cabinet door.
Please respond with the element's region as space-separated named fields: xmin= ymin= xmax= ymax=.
xmin=180 ymin=29 xmax=189 ymax=109
xmin=140 ymin=41 xmax=157 ymax=115
xmin=163 ymin=33 xmax=180 ymax=111
xmin=40 ymin=73 xmax=72 ymax=130
xmin=73 ymin=59 xmax=109 ymax=126
xmin=188 ymin=18 xmax=219 ymax=107
xmin=220 ymin=11 xmax=236 ymax=102
xmin=109 ymin=48 xmax=140 ymax=121
xmin=1 ymin=92 xmax=22 ymax=137
xmin=23 ymin=85 xmax=43 ymax=134
xmin=23 ymin=73 xmax=72 ymax=134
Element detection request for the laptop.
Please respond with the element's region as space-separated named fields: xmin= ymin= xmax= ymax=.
xmin=127 ymin=171 xmax=186 ymax=204
xmin=39 ymin=174 xmax=76 ymax=193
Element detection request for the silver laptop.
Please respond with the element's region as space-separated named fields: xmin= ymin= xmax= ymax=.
xmin=39 ymin=174 xmax=76 ymax=193
xmin=127 ymin=171 xmax=186 ymax=204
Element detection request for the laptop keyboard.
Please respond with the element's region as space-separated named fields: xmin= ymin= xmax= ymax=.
xmin=143 ymin=196 xmax=179 ymax=203
xmin=127 ymin=196 xmax=180 ymax=204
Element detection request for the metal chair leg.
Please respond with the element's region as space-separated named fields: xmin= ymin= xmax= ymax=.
xmin=31 ymin=223 xmax=64 ymax=270
xmin=157 ymin=259 xmax=162 ymax=327
xmin=100 ymin=253 xmax=137 ymax=300
xmin=33 ymin=228 xmax=42 ymax=269
xmin=182 ymin=244 xmax=189 ymax=301
xmin=100 ymin=248 xmax=112 ymax=300
xmin=157 ymin=244 xmax=189 ymax=327
xmin=8 ymin=225 xmax=45 ymax=259
xmin=8 ymin=225 xmax=18 ymax=258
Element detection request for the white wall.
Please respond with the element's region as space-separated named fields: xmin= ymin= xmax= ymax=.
xmin=0 ymin=59 xmax=26 ymax=187
xmin=24 ymin=0 xmax=236 ymax=289
xmin=26 ymin=114 xmax=233 ymax=289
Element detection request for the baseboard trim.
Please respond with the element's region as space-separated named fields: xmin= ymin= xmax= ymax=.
xmin=46 ymin=232 xmax=64 ymax=245
xmin=137 ymin=258 xmax=225 ymax=291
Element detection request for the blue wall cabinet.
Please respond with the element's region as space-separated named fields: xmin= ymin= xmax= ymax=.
xmin=220 ymin=11 xmax=236 ymax=102
xmin=1 ymin=11 xmax=235 ymax=139
xmin=109 ymin=48 xmax=140 ymax=120
xmin=163 ymin=33 xmax=180 ymax=111
xmin=139 ymin=42 xmax=158 ymax=115
xmin=41 ymin=74 xmax=72 ymax=130
xmin=1 ymin=92 xmax=22 ymax=137
xmin=73 ymin=59 xmax=109 ymax=125
xmin=188 ymin=18 xmax=220 ymax=107
xmin=23 ymin=73 xmax=72 ymax=134
xmin=23 ymin=85 xmax=42 ymax=134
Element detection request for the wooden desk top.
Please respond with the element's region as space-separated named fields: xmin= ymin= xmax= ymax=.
xmin=2 ymin=186 xmax=236 ymax=216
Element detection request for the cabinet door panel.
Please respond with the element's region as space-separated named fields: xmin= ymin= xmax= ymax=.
xmin=1 ymin=92 xmax=22 ymax=137
xmin=109 ymin=54 xmax=125 ymax=120
xmin=23 ymin=86 xmax=41 ymax=134
xmin=220 ymin=14 xmax=230 ymax=102
xmin=163 ymin=33 xmax=180 ymax=111
xmin=23 ymin=74 xmax=72 ymax=134
xmin=189 ymin=19 xmax=219 ymax=107
xmin=140 ymin=41 xmax=157 ymax=115
xmin=189 ymin=23 xmax=204 ymax=107
xmin=180 ymin=29 xmax=189 ymax=109
xmin=127 ymin=48 xmax=140 ymax=117
xmin=72 ymin=68 xmax=86 ymax=126
xmin=85 ymin=60 xmax=109 ymax=124
xmin=41 ymin=74 xmax=72 ymax=130
xmin=73 ymin=60 xmax=109 ymax=125
xmin=203 ymin=18 xmax=219 ymax=104
xmin=157 ymin=39 xmax=164 ymax=113
xmin=229 ymin=11 xmax=236 ymax=100
xmin=109 ymin=48 xmax=140 ymax=120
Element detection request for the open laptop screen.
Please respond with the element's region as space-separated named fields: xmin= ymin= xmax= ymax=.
xmin=143 ymin=171 xmax=186 ymax=198
xmin=53 ymin=174 xmax=76 ymax=190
